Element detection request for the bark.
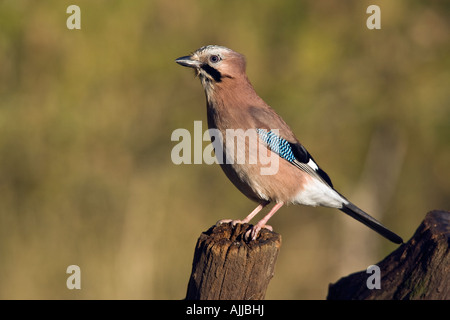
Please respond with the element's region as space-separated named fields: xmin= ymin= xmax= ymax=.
xmin=327 ymin=210 xmax=449 ymax=300
xmin=185 ymin=223 xmax=281 ymax=300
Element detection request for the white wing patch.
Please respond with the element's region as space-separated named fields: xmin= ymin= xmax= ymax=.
xmin=307 ymin=158 xmax=319 ymax=171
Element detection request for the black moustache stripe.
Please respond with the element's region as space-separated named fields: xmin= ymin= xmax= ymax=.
xmin=201 ymin=64 xmax=222 ymax=82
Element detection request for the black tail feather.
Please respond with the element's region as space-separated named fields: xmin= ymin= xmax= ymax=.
xmin=340 ymin=202 xmax=403 ymax=244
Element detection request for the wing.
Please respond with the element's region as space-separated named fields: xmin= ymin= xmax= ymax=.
xmin=247 ymin=105 xmax=333 ymax=187
xmin=256 ymin=128 xmax=334 ymax=188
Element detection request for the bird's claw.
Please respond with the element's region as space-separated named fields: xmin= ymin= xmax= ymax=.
xmin=245 ymin=224 xmax=272 ymax=241
xmin=216 ymin=219 xmax=272 ymax=241
xmin=216 ymin=219 xmax=244 ymax=227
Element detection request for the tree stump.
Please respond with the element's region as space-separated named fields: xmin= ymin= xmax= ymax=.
xmin=185 ymin=223 xmax=282 ymax=300
xmin=327 ymin=210 xmax=450 ymax=300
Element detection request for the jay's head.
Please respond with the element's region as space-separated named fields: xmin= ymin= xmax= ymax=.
xmin=176 ymin=45 xmax=247 ymax=92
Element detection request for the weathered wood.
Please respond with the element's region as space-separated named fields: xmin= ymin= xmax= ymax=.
xmin=327 ymin=210 xmax=450 ymax=300
xmin=185 ymin=223 xmax=281 ymax=300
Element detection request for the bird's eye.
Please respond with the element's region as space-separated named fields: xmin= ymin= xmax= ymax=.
xmin=209 ymin=55 xmax=221 ymax=63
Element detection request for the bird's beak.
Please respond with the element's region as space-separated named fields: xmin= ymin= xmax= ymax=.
xmin=175 ymin=55 xmax=201 ymax=68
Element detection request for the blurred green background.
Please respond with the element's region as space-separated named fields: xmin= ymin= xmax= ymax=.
xmin=0 ymin=0 xmax=449 ymax=299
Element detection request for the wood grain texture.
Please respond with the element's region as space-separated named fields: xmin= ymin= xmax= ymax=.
xmin=185 ymin=223 xmax=281 ymax=300
xmin=327 ymin=210 xmax=450 ymax=300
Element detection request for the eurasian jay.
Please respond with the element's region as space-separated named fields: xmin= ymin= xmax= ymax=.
xmin=175 ymin=45 xmax=403 ymax=244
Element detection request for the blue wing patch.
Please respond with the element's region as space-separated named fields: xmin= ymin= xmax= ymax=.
xmin=256 ymin=128 xmax=333 ymax=187
xmin=256 ymin=129 xmax=296 ymax=162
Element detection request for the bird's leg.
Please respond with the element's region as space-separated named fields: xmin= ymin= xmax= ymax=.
xmin=237 ymin=202 xmax=267 ymax=225
xmin=246 ymin=202 xmax=284 ymax=241
xmin=216 ymin=202 xmax=268 ymax=226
